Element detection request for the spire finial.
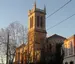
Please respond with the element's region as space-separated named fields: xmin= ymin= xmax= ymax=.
xmin=34 ymin=0 xmax=36 ymax=8
xmin=33 ymin=0 xmax=36 ymax=11
xmin=44 ymin=4 xmax=46 ymax=13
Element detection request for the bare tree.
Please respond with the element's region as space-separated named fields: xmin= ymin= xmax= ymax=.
xmin=0 ymin=21 xmax=28 ymax=64
xmin=7 ymin=21 xmax=28 ymax=45
xmin=1 ymin=56 xmax=4 ymax=64
xmin=0 ymin=28 xmax=7 ymax=55
xmin=7 ymin=21 xmax=28 ymax=63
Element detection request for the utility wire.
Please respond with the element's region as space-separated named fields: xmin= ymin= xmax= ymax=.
xmin=46 ymin=0 xmax=72 ymax=19
xmin=46 ymin=0 xmax=73 ymax=30
xmin=47 ymin=14 xmax=75 ymax=30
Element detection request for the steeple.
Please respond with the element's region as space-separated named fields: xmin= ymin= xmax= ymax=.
xmin=28 ymin=2 xmax=47 ymax=63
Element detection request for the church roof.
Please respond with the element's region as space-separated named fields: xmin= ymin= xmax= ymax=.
xmin=16 ymin=43 xmax=26 ymax=49
xmin=47 ymin=34 xmax=66 ymax=40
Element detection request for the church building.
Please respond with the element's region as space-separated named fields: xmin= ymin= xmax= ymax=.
xmin=14 ymin=2 xmax=66 ymax=64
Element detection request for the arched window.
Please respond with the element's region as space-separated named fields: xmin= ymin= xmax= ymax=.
xmin=18 ymin=52 xmax=20 ymax=63
xmin=30 ymin=16 xmax=33 ymax=28
xmin=65 ymin=44 xmax=67 ymax=56
xmin=69 ymin=41 xmax=73 ymax=55
xmin=30 ymin=17 xmax=31 ymax=28
xmin=49 ymin=44 xmax=52 ymax=52
xmin=40 ymin=16 xmax=43 ymax=28
xmin=32 ymin=16 xmax=33 ymax=27
xmin=37 ymin=16 xmax=39 ymax=27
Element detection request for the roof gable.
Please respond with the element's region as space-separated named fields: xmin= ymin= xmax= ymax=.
xmin=47 ymin=34 xmax=66 ymax=40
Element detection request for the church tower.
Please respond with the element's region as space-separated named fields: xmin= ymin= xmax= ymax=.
xmin=28 ymin=2 xmax=47 ymax=63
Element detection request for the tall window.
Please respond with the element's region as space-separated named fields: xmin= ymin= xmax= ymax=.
xmin=32 ymin=16 xmax=33 ymax=27
xmin=37 ymin=16 xmax=39 ymax=27
xmin=69 ymin=42 xmax=71 ymax=55
xmin=70 ymin=41 xmax=73 ymax=54
xmin=49 ymin=44 xmax=52 ymax=52
xmin=69 ymin=41 xmax=73 ymax=55
xmin=18 ymin=52 xmax=20 ymax=63
xmin=40 ymin=16 xmax=43 ymax=28
xmin=30 ymin=16 xmax=33 ymax=28
xmin=65 ymin=44 xmax=67 ymax=56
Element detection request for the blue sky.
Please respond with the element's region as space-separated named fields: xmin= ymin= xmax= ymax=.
xmin=0 ymin=0 xmax=75 ymax=38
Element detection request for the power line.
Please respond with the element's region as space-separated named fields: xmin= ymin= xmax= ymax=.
xmin=46 ymin=0 xmax=73 ymax=30
xmin=47 ymin=14 xmax=75 ymax=30
xmin=46 ymin=0 xmax=72 ymax=19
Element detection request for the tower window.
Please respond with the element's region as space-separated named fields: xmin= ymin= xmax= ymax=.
xmin=40 ymin=16 xmax=43 ymax=28
xmin=30 ymin=16 xmax=33 ymax=28
xmin=37 ymin=16 xmax=39 ymax=27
